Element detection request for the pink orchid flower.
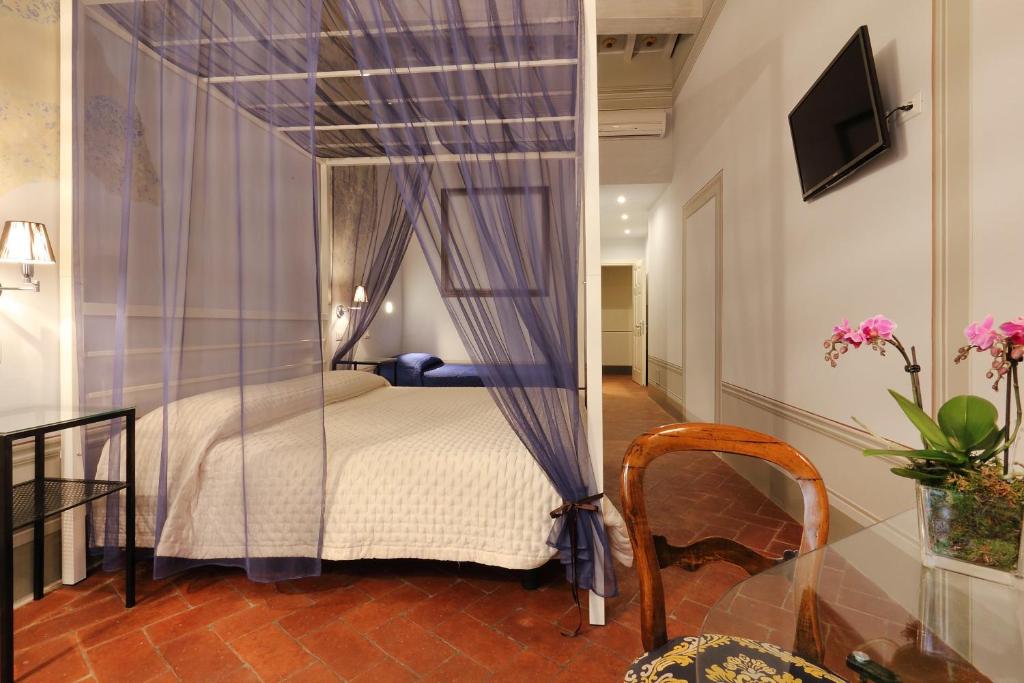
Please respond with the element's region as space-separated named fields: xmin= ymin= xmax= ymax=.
xmin=859 ymin=315 xmax=896 ymax=342
xmin=831 ymin=319 xmax=852 ymax=338
xmin=965 ymin=314 xmax=999 ymax=350
xmin=832 ymin=319 xmax=864 ymax=347
xmin=1000 ymin=317 xmax=1024 ymax=346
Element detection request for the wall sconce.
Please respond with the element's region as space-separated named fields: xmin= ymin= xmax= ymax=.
xmin=352 ymin=284 xmax=367 ymax=309
xmin=0 ymin=221 xmax=56 ymax=296
xmin=336 ymin=285 xmax=370 ymax=319
xmin=384 ymin=301 xmax=394 ymax=315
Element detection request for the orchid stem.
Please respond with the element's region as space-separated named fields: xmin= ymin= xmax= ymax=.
xmin=909 ymin=346 xmax=923 ymax=410
xmin=1004 ymin=360 xmax=1021 ymax=475
xmin=890 ymin=336 xmax=924 ymax=409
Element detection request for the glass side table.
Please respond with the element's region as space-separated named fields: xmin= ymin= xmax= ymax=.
xmin=698 ymin=510 xmax=1019 ymax=682
xmin=0 ymin=407 xmax=135 ymax=683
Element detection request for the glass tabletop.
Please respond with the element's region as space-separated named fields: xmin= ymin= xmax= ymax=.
xmin=0 ymin=406 xmax=130 ymax=438
xmin=698 ymin=510 xmax=1021 ymax=682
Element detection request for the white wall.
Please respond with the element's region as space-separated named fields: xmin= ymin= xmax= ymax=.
xmin=340 ymin=268 xmax=404 ymax=360
xmin=969 ymin=1 xmax=1024 ymax=413
xmin=601 ymin=236 xmax=645 ymax=262
xmin=0 ymin=2 xmax=61 ymax=409
xmin=77 ymin=14 xmax=322 ymax=412
xmin=398 ymin=238 xmax=470 ymax=361
xmin=599 ymin=135 xmax=674 ymax=185
xmin=0 ymin=0 xmax=63 ymax=600
xmin=646 ymin=0 xmax=933 ymax=522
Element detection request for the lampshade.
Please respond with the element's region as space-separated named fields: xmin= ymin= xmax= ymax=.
xmin=353 ymin=285 xmax=367 ymax=304
xmin=0 ymin=221 xmax=56 ymax=264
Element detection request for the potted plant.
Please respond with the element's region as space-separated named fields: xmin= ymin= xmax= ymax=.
xmin=825 ymin=315 xmax=1024 ymax=582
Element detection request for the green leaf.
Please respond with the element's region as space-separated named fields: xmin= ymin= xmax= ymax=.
xmin=972 ymin=426 xmax=1003 ymax=454
xmin=975 ymin=433 xmax=1009 ymax=463
xmin=888 ymin=390 xmax=953 ymax=451
xmin=864 ymin=448 xmax=965 ymax=463
xmin=937 ymin=395 xmax=1000 ymax=451
xmin=890 ymin=467 xmax=947 ymax=481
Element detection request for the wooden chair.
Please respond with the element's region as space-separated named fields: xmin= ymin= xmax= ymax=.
xmin=621 ymin=423 xmax=843 ymax=683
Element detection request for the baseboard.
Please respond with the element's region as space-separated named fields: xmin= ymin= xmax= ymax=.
xmin=647 ymin=356 xmax=684 ymax=418
xmin=602 ymin=365 xmax=632 ymax=375
xmin=647 ymin=383 xmax=684 ymax=420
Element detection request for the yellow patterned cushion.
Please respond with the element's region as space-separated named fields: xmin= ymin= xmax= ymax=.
xmin=624 ymin=634 xmax=848 ymax=683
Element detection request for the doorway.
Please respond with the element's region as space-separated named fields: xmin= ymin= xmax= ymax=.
xmin=682 ymin=171 xmax=723 ymax=422
xmin=601 ymin=263 xmax=647 ymax=384
xmin=601 ymin=265 xmax=633 ymax=376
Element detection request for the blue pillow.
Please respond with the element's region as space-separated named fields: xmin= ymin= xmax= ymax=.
xmin=395 ymin=353 xmax=444 ymax=386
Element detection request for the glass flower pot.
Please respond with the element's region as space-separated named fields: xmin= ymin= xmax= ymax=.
xmin=917 ymin=483 xmax=1024 ymax=583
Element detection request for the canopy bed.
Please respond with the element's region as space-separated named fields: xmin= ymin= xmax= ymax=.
xmin=71 ymin=0 xmax=617 ymax=626
xmin=93 ymin=371 xmax=631 ymax=571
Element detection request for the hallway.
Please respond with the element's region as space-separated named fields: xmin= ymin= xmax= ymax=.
xmin=600 ymin=375 xmax=802 ymax=638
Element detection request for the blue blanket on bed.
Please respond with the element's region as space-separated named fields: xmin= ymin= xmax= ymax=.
xmin=386 ymin=352 xmax=557 ymax=388
xmin=423 ymin=363 xmax=484 ymax=387
xmin=385 ymin=353 xmax=483 ymax=387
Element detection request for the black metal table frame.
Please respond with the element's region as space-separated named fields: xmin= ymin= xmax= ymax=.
xmin=0 ymin=408 xmax=135 ymax=683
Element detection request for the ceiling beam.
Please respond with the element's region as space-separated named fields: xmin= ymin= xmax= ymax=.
xmin=662 ymin=34 xmax=679 ymax=59
xmin=245 ymin=88 xmax=576 ymax=111
xmin=623 ymin=34 xmax=637 ymax=63
xmin=596 ymin=0 xmax=704 ymax=35
xmin=206 ymin=57 xmax=577 ymax=84
xmin=281 ymin=114 xmax=574 ymax=133
xmin=154 ymin=16 xmax=572 ymax=48
xmin=323 ymin=151 xmax=575 ymax=166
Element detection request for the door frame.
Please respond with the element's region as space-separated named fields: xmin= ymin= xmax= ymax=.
xmin=681 ymin=171 xmax=724 ymax=422
xmin=632 ymin=262 xmax=648 ymax=386
xmin=600 ymin=259 xmax=647 ymax=385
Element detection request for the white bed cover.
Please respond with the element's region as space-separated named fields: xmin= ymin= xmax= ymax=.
xmin=94 ymin=371 xmax=633 ymax=570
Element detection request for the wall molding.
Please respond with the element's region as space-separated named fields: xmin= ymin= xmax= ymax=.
xmin=720 ymin=382 xmax=913 ymax=535
xmin=82 ymin=302 xmax=326 ymax=322
xmin=681 ymin=171 xmax=724 ymax=422
xmin=931 ymin=0 xmax=972 ymax=405
xmin=11 ymin=433 xmax=61 ymax=470
xmin=85 ymin=360 xmax=322 ymax=401
xmin=720 ymin=382 xmax=897 ymax=458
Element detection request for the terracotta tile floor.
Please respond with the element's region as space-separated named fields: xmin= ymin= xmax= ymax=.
xmin=13 ymin=376 xmax=800 ymax=682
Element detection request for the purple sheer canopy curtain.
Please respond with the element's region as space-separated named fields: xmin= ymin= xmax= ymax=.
xmin=330 ymin=166 xmax=413 ymax=368
xmin=336 ymin=0 xmax=617 ymax=600
xmin=76 ymin=0 xmax=328 ymax=580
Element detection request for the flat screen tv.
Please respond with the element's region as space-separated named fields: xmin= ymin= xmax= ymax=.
xmin=789 ymin=26 xmax=889 ymax=201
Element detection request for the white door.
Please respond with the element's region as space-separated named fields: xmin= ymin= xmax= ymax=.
xmin=631 ymin=263 xmax=646 ymax=385
xmin=683 ymin=174 xmax=722 ymax=422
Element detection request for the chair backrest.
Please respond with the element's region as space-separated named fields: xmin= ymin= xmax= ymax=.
xmin=621 ymin=423 xmax=829 ymax=659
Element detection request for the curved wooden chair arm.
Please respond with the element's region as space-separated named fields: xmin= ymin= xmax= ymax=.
xmin=621 ymin=423 xmax=829 ymax=659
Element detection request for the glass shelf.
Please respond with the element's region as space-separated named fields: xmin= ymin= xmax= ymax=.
xmin=11 ymin=478 xmax=127 ymax=531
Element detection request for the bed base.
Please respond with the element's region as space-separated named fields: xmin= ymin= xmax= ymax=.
xmin=519 ymin=566 xmax=544 ymax=590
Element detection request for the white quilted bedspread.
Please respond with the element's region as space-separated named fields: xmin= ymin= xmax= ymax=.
xmin=94 ymin=371 xmax=632 ymax=570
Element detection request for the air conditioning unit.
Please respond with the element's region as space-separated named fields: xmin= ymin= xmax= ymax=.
xmin=598 ymin=109 xmax=667 ymax=139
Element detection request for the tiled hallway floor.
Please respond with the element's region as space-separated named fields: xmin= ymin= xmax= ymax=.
xmin=13 ymin=377 xmax=800 ymax=682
